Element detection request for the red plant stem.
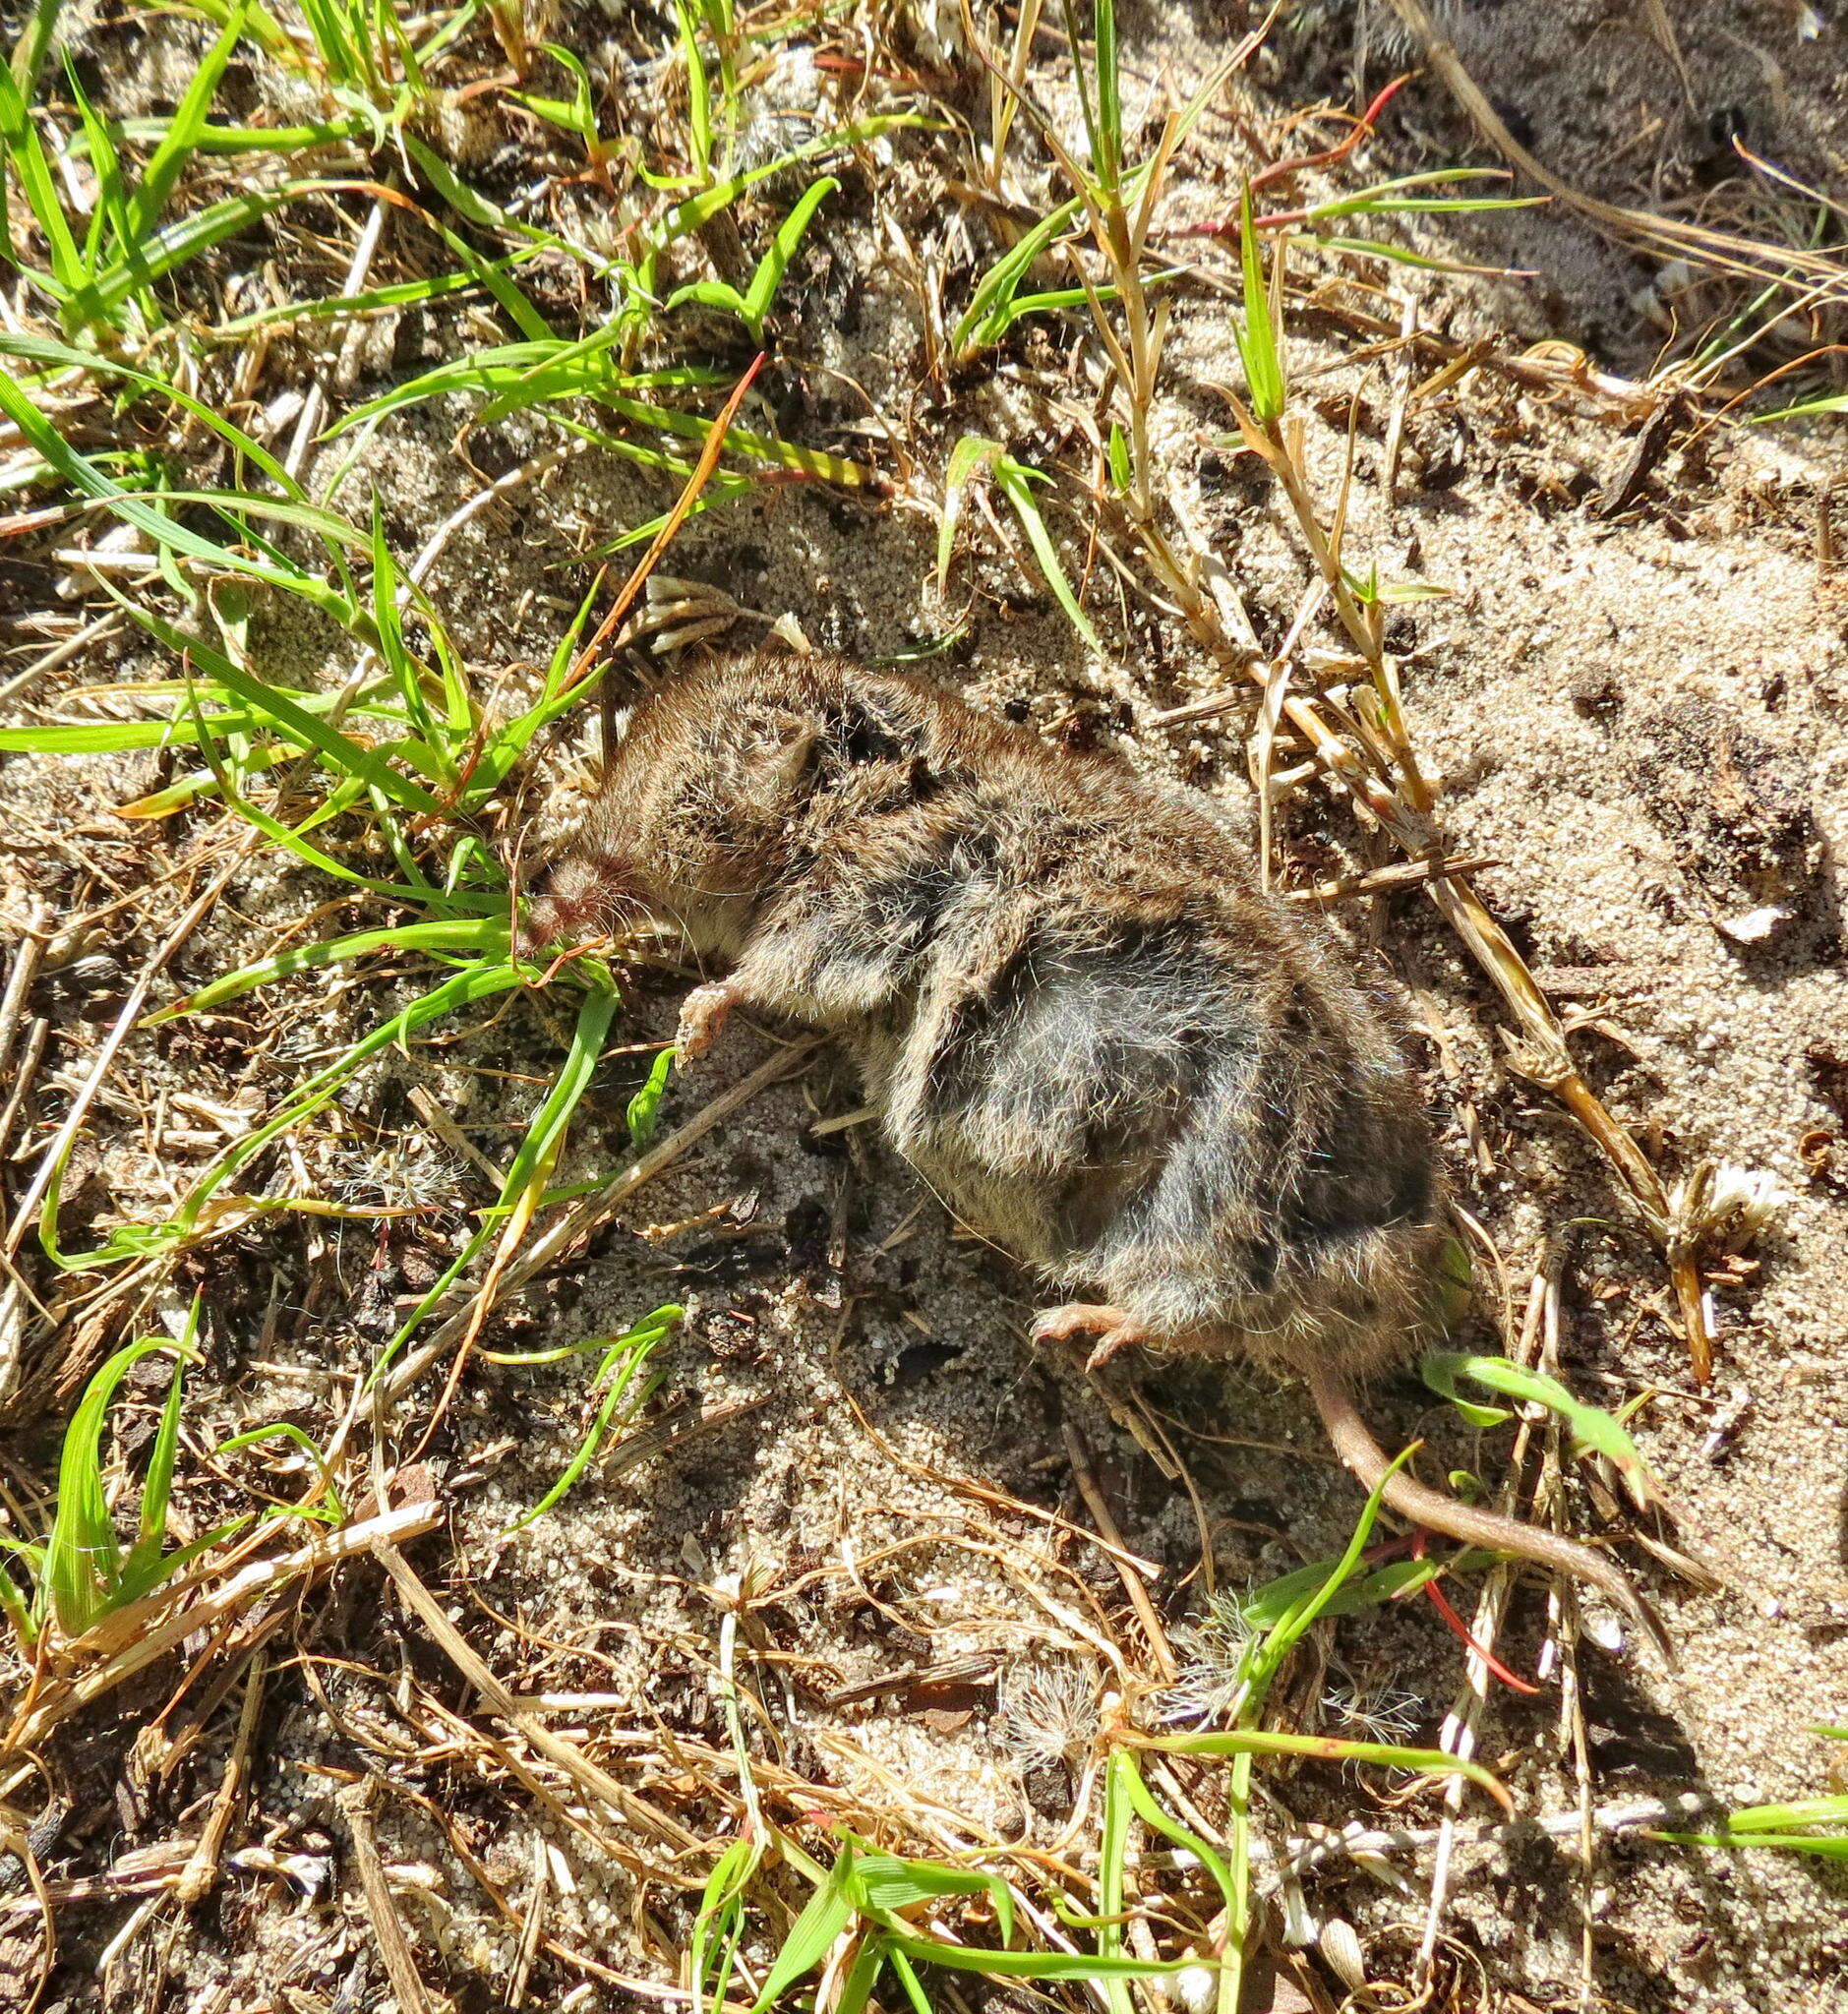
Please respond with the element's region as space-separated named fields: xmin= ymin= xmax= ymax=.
xmin=1422 ymin=1577 xmax=1544 ymax=1694
xmin=562 ymin=351 xmax=767 ymax=695
xmin=1170 ymin=75 xmax=1412 ymax=239
xmin=1250 ymin=74 xmax=1411 ymax=190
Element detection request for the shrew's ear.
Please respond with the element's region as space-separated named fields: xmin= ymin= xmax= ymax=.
xmin=743 ymin=712 xmax=820 ymax=798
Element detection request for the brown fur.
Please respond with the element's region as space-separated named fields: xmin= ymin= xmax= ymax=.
xmin=522 ymin=651 xmax=1664 ymax=1651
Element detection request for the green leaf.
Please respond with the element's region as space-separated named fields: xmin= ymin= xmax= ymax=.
xmin=846 ymin=1848 xmax=1014 ymax=1942
xmin=75 ymin=188 xmax=295 ymax=324
xmin=201 ymin=657 xmax=445 ymax=815
xmin=1239 ymin=1549 xmax=1498 ymax=1629
xmin=990 ymin=453 xmax=1103 ymax=657
xmin=748 ymin=1843 xmax=857 ymax=2013
xmin=1753 ymin=391 xmax=1848 ymax=424
xmin=881 ymin=1934 xmax=1183 ymax=1981
xmin=952 ymin=198 xmax=1082 ymax=359
xmin=45 ymin=1333 xmax=196 ymax=1633
xmin=657 ymin=114 xmax=920 ymax=248
xmin=690 ymin=1834 xmax=762 ymax=2014
xmin=676 ymin=0 xmax=712 ymax=177
xmin=148 ymin=918 xmax=505 ymax=1025
xmin=126 ymin=2 xmax=250 ymax=240
xmin=0 ymin=53 xmax=84 ymax=294
xmin=744 ymin=175 xmax=836 ymax=332
xmin=508 ymin=1306 xmax=681 ymax=1530
xmin=938 ymin=433 xmax=997 ymax=591
xmin=1092 ymin=0 xmax=1121 ymax=193
xmin=1234 ymin=181 xmax=1285 ymax=422
xmin=1420 ymin=1352 xmax=1657 ymax=1506
xmin=0 ymin=371 xmax=364 ymax=630
xmin=626 ymin=1045 xmax=676 ymax=1150
xmin=1142 ymin=1727 xmax=1510 ymax=1808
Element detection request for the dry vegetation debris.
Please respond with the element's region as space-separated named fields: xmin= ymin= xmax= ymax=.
xmin=0 ymin=0 xmax=1845 ymax=2008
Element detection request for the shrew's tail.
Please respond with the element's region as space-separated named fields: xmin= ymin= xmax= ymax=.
xmin=1305 ymin=1366 xmax=1675 ymax=1666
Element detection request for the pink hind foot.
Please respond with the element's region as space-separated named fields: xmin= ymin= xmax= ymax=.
xmin=1032 ymin=1302 xmax=1151 ymax=1373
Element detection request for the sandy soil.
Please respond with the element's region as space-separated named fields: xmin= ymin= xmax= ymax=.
xmin=2 ymin=0 xmax=1846 ymax=2008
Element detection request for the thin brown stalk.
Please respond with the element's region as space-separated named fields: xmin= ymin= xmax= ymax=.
xmin=370 ymin=1538 xmax=706 ymax=1858
xmin=340 ymin=1777 xmax=440 ymax=2014
xmin=1059 ymin=1421 xmax=1177 ymax=1682
xmin=175 ymin=1647 xmax=269 ymax=1906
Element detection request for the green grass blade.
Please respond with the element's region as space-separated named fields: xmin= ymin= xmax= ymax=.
xmin=1243 ymin=1445 xmax=1413 ymax=1700
xmin=739 ymin=174 xmax=837 ymax=335
xmin=748 ymin=1846 xmax=858 ymax=2014
xmin=1420 ymin=1352 xmax=1656 ymax=1505
xmin=62 ymin=54 xmax=131 ymax=276
xmin=0 ymin=55 xmax=83 ymax=294
xmin=1234 ymin=181 xmax=1285 ymax=422
xmin=133 ymin=1299 xmax=200 ymax=1557
xmin=200 ymin=657 xmax=446 ymax=814
xmin=149 ymin=918 xmax=504 ymax=1025
xmin=492 ymin=984 xmax=621 ymax=1213
xmin=938 ymin=433 xmax=997 ymax=590
xmin=582 ymin=391 xmax=873 ymax=486
xmin=0 ymin=372 xmax=365 ymax=627
xmin=879 ymin=1935 xmax=1183 ymax=1982
xmin=0 ymin=708 xmax=285 ymax=754
xmin=676 ymin=0 xmax=713 ymax=177
xmin=1097 ymin=1752 xmax=1136 ymax=2014
xmin=10 ymin=0 xmax=65 ymax=96
xmin=626 ymin=1045 xmax=676 ymax=1149
xmin=656 ymin=114 xmax=923 ymax=247
xmin=846 ymin=1847 xmax=1014 ymax=1935
xmin=215 ymin=1421 xmax=345 ymax=1519
xmin=163 ymin=964 xmax=525 ymax=1249
xmin=991 ymin=454 xmax=1103 ymax=656
xmin=1144 ymin=1728 xmax=1510 ymax=1807
xmin=1240 ymin=1550 xmax=1495 ymax=1628
xmin=690 ymin=1834 xmax=762 ymax=2014
xmin=1754 ymin=391 xmax=1848 ymax=423
xmin=45 ymin=1335 xmax=192 ymax=1633
xmin=952 ymin=198 xmax=1084 ymax=358
xmin=402 ymin=132 xmax=573 ymax=253
xmin=126 ymin=2 xmax=250 ymax=238
xmin=1648 ymin=1824 xmax=1848 ymax=1860
xmin=1093 ymin=0 xmax=1121 ymax=192
xmin=214 ymin=257 xmax=539 ymax=334
xmin=76 ymin=187 xmax=294 ymax=323
xmin=509 ymin=1307 xmax=681 ymax=1529
xmin=0 ymin=331 xmax=319 ymax=500
xmin=112 ymin=115 xmax=365 ymax=153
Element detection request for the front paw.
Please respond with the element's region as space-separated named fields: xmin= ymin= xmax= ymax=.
xmin=675 ymin=979 xmax=741 ymax=1064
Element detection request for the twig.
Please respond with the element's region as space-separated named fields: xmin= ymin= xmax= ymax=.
xmin=175 ymin=1647 xmax=268 ymax=1906
xmin=340 ymin=1777 xmax=439 ymax=2014
xmin=1259 ymin=1792 xmax=1722 ymax=1893
xmin=370 ymin=1539 xmax=705 ymax=1857
xmin=1282 ymin=854 xmax=1497 ymax=906
xmin=5 ymin=1498 xmax=442 ymax=1752
xmin=1060 ymin=1420 xmax=1177 ymax=1682
xmin=1384 ymin=0 xmax=1848 ymax=310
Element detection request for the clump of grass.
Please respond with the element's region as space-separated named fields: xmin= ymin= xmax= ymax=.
xmin=0 ymin=1308 xmax=243 ymax=1645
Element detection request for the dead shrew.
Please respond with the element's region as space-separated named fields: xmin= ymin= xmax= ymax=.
xmin=521 ymin=650 xmax=1667 ymax=1654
